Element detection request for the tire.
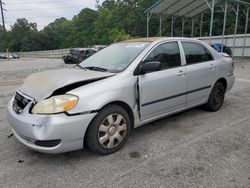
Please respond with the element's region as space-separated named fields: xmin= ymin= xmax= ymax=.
xmin=85 ymin=105 xmax=131 ymax=155
xmin=203 ymin=82 xmax=225 ymax=112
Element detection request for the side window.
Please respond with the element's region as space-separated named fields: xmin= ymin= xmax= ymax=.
xmin=182 ymin=42 xmax=213 ymax=64
xmin=145 ymin=42 xmax=181 ymax=70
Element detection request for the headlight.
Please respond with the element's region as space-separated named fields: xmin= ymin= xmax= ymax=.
xmin=31 ymin=94 xmax=78 ymax=114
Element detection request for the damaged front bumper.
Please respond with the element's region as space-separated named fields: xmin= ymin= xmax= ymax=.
xmin=6 ymin=97 xmax=97 ymax=154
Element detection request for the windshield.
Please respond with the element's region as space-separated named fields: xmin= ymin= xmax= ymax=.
xmin=79 ymin=42 xmax=150 ymax=72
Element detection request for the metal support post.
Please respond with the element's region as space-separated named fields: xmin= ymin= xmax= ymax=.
xmin=147 ymin=13 xmax=149 ymax=37
xmin=147 ymin=12 xmax=152 ymax=37
xmin=200 ymin=13 xmax=203 ymax=37
xmin=209 ymin=0 xmax=215 ymax=44
xmin=191 ymin=18 xmax=195 ymax=37
xmin=242 ymin=7 xmax=249 ymax=60
xmin=221 ymin=0 xmax=228 ymax=52
xmin=182 ymin=18 xmax=185 ymax=37
xmin=233 ymin=4 xmax=239 ymax=58
xmin=171 ymin=17 xmax=174 ymax=37
xmin=159 ymin=14 xmax=162 ymax=37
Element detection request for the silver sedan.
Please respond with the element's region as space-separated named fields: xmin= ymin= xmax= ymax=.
xmin=6 ymin=37 xmax=235 ymax=154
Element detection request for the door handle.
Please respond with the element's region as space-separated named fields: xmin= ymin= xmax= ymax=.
xmin=177 ymin=70 xmax=186 ymax=76
xmin=209 ymin=64 xmax=215 ymax=70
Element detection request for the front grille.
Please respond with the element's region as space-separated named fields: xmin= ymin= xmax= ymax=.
xmin=13 ymin=92 xmax=31 ymax=114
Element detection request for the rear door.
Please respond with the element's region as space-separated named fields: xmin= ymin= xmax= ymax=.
xmin=139 ymin=41 xmax=187 ymax=121
xmin=181 ymin=42 xmax=217 ymax=106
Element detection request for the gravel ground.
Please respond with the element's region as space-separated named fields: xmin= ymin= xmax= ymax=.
xmin=0 ymin=58 xmax=249 ymax=188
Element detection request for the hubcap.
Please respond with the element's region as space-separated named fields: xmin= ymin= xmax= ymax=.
xmin=98 ymin=114 xmax=127 ymax=149
xmin=108 ymin=127 xmax=116 ymax=135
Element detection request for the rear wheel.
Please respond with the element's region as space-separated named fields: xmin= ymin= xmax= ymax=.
xmin=85 ymin=105 xmax=131 ymax=155
xmin=204 ymin=82 xmax=225 ymax=112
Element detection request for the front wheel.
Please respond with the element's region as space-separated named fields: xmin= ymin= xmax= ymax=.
xmin=203 ymin=82 xmax=225 ymax=112
xmin=85 ymin=105 xmax=131 ymax=155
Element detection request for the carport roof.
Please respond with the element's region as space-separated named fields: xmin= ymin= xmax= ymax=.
xmin=145 ymin=0 xmax=250 ymax=18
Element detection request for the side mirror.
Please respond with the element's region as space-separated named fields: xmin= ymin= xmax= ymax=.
xmin=139 ymin=61 xmax=161 ymax=75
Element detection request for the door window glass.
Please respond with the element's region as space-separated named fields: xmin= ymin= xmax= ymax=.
xmin=182 ymin=42 xmax=213 ymax=64
xmin=145 ymin=42 xmax=181 ymax=70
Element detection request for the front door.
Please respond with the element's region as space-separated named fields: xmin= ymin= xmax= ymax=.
xmin=139 ymin=41 xmax=187 ymax=121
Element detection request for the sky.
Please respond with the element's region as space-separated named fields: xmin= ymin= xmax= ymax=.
xmin=2 ymin=0 xmax=104 ymax=30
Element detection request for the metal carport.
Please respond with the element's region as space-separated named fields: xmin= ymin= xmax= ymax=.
xmin=145 ymin=0 xmax=250 ymax=58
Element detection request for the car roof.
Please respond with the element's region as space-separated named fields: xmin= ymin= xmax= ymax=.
xmin=124 ymin=37 xmax=166 ymax=42
xmin=123 ymin=37 xmax=200 ymax=43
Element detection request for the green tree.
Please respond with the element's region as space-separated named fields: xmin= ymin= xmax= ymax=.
xmin=71 ymin=8 xmax=99 ymax=47
xmin=43 ymin=18 xmax=71 ymax=49
xmin=8 ymin=18 xmax=38 ymax=51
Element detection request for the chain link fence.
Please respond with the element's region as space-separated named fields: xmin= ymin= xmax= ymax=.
xmin=16 ymin=48 xmax=70 ymax=58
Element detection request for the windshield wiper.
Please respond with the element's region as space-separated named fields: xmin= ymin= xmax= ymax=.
xmin=74 ymin=64 xmax=87 ymax=70
xmin=84 ymin=66 xmax=108 ymax=72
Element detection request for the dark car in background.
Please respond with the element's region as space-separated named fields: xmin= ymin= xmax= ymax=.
xmin=63 ymin=48 xmax=97 ymax=64
xmin=210 ymin=43 xmax=232 ymax=57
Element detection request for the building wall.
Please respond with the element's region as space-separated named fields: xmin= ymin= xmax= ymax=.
xmin=198 ymin=34 xmax=250 ymax=57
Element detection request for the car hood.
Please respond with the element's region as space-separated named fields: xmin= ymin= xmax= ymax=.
xmin=19 ymin=68 xmax=115 ymax=101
